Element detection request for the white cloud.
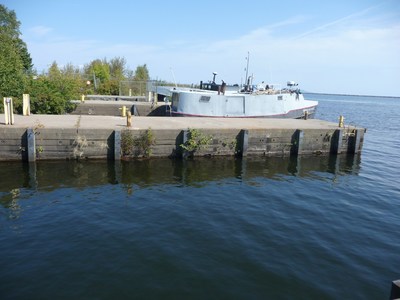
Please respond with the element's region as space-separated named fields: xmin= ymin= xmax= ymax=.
xmin=293 ymin=3 xmax=384 ymax=40
xmin=29 ymin=25 xmax=53 ymax=37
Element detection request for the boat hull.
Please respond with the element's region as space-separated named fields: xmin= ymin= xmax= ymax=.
xmin=171 ymin=106 xmax=317 ymax=118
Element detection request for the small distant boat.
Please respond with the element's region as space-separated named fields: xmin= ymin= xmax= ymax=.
xmin=167 ymin=54 xmax=318 ymax=119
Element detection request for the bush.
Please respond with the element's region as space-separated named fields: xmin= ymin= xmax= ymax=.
xmin=27 ymin=77 xmax=76 ymax=114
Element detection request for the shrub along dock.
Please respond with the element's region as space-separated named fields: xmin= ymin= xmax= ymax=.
xmin=0 ymin=114 xmax=365 ymax=161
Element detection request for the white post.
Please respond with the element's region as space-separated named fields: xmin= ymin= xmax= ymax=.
xmin=23 ymin=94 xmax=30 ymax=116
xmin=3 ymin=97 xmax=14 ymax=125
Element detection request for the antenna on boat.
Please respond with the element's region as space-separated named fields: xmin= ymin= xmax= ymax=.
xmin=170 ymin=67 xmax=178 ymax=88
xmin=212 ymin=72 xmax=217 ymax=84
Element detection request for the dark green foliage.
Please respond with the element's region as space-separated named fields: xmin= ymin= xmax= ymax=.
xmin=98 ymin=79 xmax=119 ymax=95
xmin=27 ymin=76 xmax=76 ymax=114
xmin=0 ymin=4 xmax=30 ymax=112
xmin=0 ymin=4 xmax=32 ymax=73
xmin=0 ymin=32 xmax=25 ymax=98
xmin=133 ymin=129 xmax=155 ymax=158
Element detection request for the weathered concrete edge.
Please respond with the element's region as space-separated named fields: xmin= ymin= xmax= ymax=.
xmin=0 ymin=127 xmax=365 ymax=161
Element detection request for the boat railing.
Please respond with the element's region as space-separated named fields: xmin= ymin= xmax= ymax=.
xmin=240 ymin=83 xmax=301 ymax=96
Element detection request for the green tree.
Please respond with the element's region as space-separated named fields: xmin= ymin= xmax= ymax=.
xmin=84 ymin=57 xmax=131 ymax=95
xmin=0 ymin=32 xmax=25 ymax=100
xmin=0 ymin=4 xmax=32 ymax=112
xmin=84 ymin=58 xmax=110 ymax=90
xmin=25 ymin=61 xmax=80 ymax=114
xmin=0 ymin=4 xmax=32 ymax=73
xmin=134 ymin=64 xmax=149 ymax=81
xmin=109 ymin=56 xmax=127 ymax=80
xmin=48 ymin=61 xmax=61 ymax=80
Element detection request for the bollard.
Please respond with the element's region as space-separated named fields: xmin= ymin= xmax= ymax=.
xmin=81 ymin=94 xmax=85 ymax=102
xmin=126 ymin=111 xmax=132 ymax=127
xmin=120 ymin=105 xmax=126 ymax=117
xmin=339 ymin=115 xmax=344 ymax=128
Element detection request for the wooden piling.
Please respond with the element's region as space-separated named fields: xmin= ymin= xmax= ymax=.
xmin=240 ymin=129 xmax=249 ymax=157
xmin=291 ymin=129 xmax=304 ymax=156
xmin=114 ymin=130 xmax=121 ymax=160
xmin=182 ymin=129 xmax=189 ymax=159
xmin=331 ymin=129 xmax=344 ymax=154
xmin=27 ymin=128 xmax=36 ymax=162
xmin=349 ymin=129 xmax=362 ymax=154
xmin=390 ymin=279 xmax=400 ymax=300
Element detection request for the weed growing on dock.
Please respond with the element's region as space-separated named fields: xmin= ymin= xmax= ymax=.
xmin=72 ymin=135 xmax=88 ymax=159
xmin=180 ymin=128 xmax=212 ymax=159
xmin=133 ymin=128 xmax=155 ymax=158
xmin=121 ymin=130 xmax=134 ymax=157
xmin=221 ymin=138 xmax=237 ymax=152
xmin=121 ymin=128 xmax=155 ymax=158
xmin=33 ymin=120 xmax=45 ymax=158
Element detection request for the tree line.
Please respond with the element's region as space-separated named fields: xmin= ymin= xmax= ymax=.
xmin=0 ymin=4 xmax=150 ymax=114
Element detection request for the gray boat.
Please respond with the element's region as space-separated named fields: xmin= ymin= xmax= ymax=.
xmin=169 ymin=73 xmax=318 ymax=118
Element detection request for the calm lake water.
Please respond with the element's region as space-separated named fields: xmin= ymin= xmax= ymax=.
xmin=1 ymin=94 xmax=399 ymax=299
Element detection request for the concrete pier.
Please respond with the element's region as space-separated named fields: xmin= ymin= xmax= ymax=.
xmin=0 ymin=114 xmax=365 ymax=161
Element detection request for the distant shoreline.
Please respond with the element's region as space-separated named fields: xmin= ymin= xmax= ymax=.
xmin=305 ymin=92 xmax=400 ymax=99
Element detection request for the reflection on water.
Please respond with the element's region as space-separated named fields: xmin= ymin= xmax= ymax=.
xmin=0 ymin=154 xmax=361 ymax=199
xmin=2 ymin=93 xmax=399 ymax=300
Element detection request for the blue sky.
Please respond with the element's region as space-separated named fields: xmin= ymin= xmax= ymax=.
xmin=3 ymin=0 xmax=400 ymax=96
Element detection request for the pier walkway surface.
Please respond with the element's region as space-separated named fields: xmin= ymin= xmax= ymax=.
xmin=1 ymin=114 xmax=341 ymax=130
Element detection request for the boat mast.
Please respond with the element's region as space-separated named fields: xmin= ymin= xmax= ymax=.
xmin=245 ymin=51 xmax=250 ymax=90
xmin=170 ymin=67 xmax=178 ymax=88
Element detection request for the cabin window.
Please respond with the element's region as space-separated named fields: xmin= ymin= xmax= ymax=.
xmin=278 ymin=96 xmax=283 ymax=100
xmin=200 ymin=96 xmax=211 ymax=102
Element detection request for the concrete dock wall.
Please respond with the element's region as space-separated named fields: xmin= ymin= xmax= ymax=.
xmin=0 ymin=128 xmax=28 ymax=161
xmin=70 ymin=101 xmax=166 ymax=116
xmin=0 ymin=126 xmax=365 ymax=161
xmin=33 ymin=128 xmax=115 ymax=160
